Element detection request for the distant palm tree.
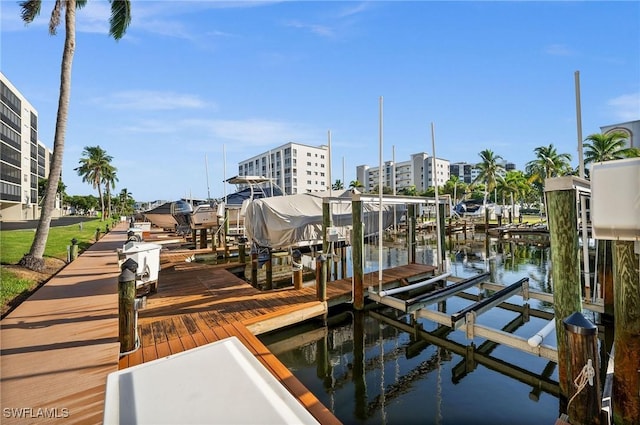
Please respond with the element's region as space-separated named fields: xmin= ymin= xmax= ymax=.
xmin=525 ymin=144 xmax=572 ymax=220
xmin=18 ymin=0 xmax=132 ymax=271
xmin=525 ymin=144 xmax=572 ymax=185
xmin=349 ymin=180 xmax=364 ymax=190
xmin=75 ymin=146 xmax=114 ymax=220
xmin=472 ymin=149 xmax=504 ymax=206
xmin=584 ymin=131 xmax=639 ymax=164
xmin=332 ymin=179 xmax=344 ymax=190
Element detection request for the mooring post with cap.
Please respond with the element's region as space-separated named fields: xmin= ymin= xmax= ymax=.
xmin=563 ymin=312 xmax=602 ymax=425
xmin=118 ymin=259 xmax=138 ymax=353
xmin=70 ymin=238 xmax=78 ymax=261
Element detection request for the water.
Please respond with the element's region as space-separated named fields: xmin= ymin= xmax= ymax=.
xmin=259 ymin=239 xmax=581 ymax=425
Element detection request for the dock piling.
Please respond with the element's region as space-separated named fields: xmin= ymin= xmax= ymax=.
xmin=316 ymin=254 xmax=327 ymax=301
xmin=292 ymin=249 xmax=303 ymax=290
xmin=563 ymin=312 xmax=601 ymax=425
xmin=118 ymin=265 xmax=137 ymax=354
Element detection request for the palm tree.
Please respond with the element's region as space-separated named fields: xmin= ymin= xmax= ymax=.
xmin=18 ymin=0 xmax=131 ymax=271
xmin=525 ymin=144 xmax=572 ymax=220
xmin=116 ymin=188 xmax=134 ymax=216
xmin=332 ymin=179 xmax=344 ymax=190
xmin=349 ymin=180 xmax=364 ymax=190
xmin=102 ymin=163 xmax=118 ymax=220
xmin=472 ymin=149 xmax=504 ymax=206
xmin=75 ymin=146 xmax=114 ymax=220
xmin=497 ymin=170 xmax=529 ymax=221
xmin=525 ymin=144 xmax=572 ymax=185
xmin=584 ymin=131 xmax=639 ymax=164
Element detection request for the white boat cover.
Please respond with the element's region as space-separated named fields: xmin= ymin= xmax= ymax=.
xmin=244 ymin=189 xmax=400 ymax=250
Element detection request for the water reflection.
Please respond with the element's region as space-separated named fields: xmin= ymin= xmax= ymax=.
xmin=261 ymin=238 xmax=613 ymax=424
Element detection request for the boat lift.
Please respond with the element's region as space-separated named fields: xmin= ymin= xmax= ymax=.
xmin=367 ymin=272 xmax=559 ymax=362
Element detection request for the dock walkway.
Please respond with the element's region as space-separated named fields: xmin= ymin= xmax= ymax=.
xmin=1 ymin=223 xmax=435 ymax=424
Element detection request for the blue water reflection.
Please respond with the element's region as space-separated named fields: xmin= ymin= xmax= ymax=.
xmin=261 ymin=240 xmax=565 ymax=424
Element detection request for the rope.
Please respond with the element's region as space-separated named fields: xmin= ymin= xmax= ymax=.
xmin=567 ymin=359 xmax=595 ymax=412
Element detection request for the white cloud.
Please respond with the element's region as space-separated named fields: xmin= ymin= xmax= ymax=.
xmin=187 ymin=118 xmax=316 ymax=147
xmin=96 ymin=90 xmax=209 ymax=111
xmin=285 ymin=20 xmax=335 ymax=38
xmin=544 ymin=44 xmax=575 ymax=56
xmin=607 ymin=93 xmax=640 ymax=121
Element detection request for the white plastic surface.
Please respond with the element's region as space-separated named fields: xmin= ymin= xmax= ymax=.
xmin=103 ymin=337 xmax=320 ymax=425
xmin=591 ymin=157 xmax=640 ymax=240
xmin=121 ymin=241 xmax=161 ymax=285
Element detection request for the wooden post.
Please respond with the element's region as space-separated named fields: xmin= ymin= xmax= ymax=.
xmin=545 ymin=177 xmax=583 ymax=397
xmin=70 ymin=238 xmax=78 ymax=261
xmin=199 ymin=228 xmax=207 ymax=249
xmin=563 ymin=312 xmax=601 ymax=425
xmin=191 ymin=229 xmax=197 ymax=246
xmin=118 ymin=265 xmax=137 ymax=353
xmin=95 ymin=228 xmax=101 ymax=241
xmin=250 ymin=249 xmax=258 ymax=288
xmin=340 ymin=246 xmax=347 ymax=279
xmin=223 ymin=210 xmax=230 ymax=249
xmin=598 ymin=240 xmax=614 ymax=319
xmin=352 ymin=199 xmax=364 ymax=310
xmin=238 ymin=240 xmax=246 ymax=264
xmin=438 ymin=203 xmax=446 ymax=262
xmin=265 ymin=249 xmax=273 ymax=290
xmin=612 ymin=240 xmax=640 ymax=425
xmin=322 ymin=200 xmax=331 ymax=282
xmin=292 ymin=249 xmax=303 ymax=290
xmin=407 ymin=204 xmax=416 ymax=264
xmin=315 ymin=254 xmax=327 ymax=301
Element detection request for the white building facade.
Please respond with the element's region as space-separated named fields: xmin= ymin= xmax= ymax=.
xmin=1 ymin=72 xmax=55 ymax=221
xmin=356 ymin=152 xmax=450 ymax=193
xmin=237 ymin=142 xmax=330 ymax=195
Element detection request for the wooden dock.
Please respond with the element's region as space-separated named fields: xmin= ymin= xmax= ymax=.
xmin=1 ymin=222 xmax=436 ymax=424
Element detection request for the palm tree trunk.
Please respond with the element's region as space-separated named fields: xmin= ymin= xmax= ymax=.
xmin=19 ymin=0 xmax=76 ymax=271
xmin=98 ymin=183 xmax=104 ymax=220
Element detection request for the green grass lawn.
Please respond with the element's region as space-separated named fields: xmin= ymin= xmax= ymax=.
xmin=1 ymin=218 xmax=111 ymax=316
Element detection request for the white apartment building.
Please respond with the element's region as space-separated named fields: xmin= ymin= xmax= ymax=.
xmin=237 ymin=142 xmax=330 ymax=195
xmin=1 ymin=72 xmax=56 ymax=221
xmin=357 ymin=152 xmax=450 ymax=193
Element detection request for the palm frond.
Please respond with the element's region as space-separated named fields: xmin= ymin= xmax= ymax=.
xmin=109 ymin=0 xmax=132 ymax=40
xmin=19 ymin=0 xmax=41 ymax=23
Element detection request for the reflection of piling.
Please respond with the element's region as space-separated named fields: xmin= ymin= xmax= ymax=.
xmin=545 ymin=177 xmax=583 ymax=397
xmin=563 ymin=313 xmax=601 ymax=425
xmin=612 ymin=240 xmax=640 ymax=425
xmin=352 ymin=311 xmax=367 ymax=420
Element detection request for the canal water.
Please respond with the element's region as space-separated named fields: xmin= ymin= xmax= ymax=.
xmin=259 ymin=238 xmax=587 ymax=425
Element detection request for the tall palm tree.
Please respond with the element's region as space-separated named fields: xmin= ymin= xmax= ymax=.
xmin=18 ymin=0 xmax=131 ymax=271
xmin=497 ymin=170 xmax=529 ymax=220
xmin=102 ymin=163 xmax=118 ymax=220
xmin=525 ymin=144 xmax=572 ymax=220
xmin=584 ymin=131 xmax=638 ymax=164
xmin=525 ymin=144 xmax=572 ymax=185
xmin=75 ymin=146 xmax=114 ymax=220
xmin=116 ymin=188 xmax=134 ymax=215
xmin=472 ymin=149 xmax=504 ymax=206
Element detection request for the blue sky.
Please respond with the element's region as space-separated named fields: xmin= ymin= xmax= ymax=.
xmin=2 ymin=1 xmax=639 ymax=202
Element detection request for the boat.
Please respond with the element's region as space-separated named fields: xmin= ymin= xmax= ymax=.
xmin=143 ymin=201 xmax=178 ymax=231
xmin=218 ymin=176 xmax=284 ymax=238
xmin=243 ymin=189 xmax=401 ymax=251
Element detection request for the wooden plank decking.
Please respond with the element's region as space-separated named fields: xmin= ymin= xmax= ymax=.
xmin=1 ymin=222 xmax=435 ymax=424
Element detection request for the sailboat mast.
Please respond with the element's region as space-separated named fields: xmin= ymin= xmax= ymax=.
xmin=378 ymin=96 xmax=384 ymax=289
xmin=432 ymin=122 xmax=443 ymax=272
xmin=205 ymin=154 xmax=211 ymax=200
